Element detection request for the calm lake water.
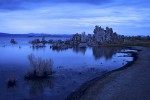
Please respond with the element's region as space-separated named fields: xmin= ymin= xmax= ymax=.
xmin=0 ymin=37 xmax=133 ymax=100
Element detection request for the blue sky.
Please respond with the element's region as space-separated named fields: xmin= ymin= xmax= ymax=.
xmin=0 ymin=0 xmax=150 ymax=35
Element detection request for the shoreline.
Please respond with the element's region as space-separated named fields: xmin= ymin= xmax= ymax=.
xmin=66 ymin=46 xmax=143 ymax=100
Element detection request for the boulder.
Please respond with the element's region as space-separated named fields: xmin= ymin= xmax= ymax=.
xmin=79 ymin=43 xmax=87 ymax=48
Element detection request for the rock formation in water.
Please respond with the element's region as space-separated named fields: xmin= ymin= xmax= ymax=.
xmin=10 ymin=39 xmax=17 ymax=44
xmin=28 ymin=25 xmax=124 ymax=50
xmin=71 ymin=32 xmax=87 ymax=48
xmin=93 ymin=26 xmax=124 ymax=44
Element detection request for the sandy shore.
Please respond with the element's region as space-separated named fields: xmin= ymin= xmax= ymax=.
xmin=66 ymin=46 xmax=150 ymax=100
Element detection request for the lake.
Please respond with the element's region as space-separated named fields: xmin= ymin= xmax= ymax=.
xmin=0 ymin=37 xmax=133 ymax=100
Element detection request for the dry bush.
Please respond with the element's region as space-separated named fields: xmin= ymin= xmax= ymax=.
xmin=25 ymin=54 xmax=54 ymax=80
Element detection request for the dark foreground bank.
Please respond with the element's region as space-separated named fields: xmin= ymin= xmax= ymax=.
xmin=66 ymin=46 xmax=150 ymax=100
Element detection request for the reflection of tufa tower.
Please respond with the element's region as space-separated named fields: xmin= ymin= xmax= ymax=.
xmin=93 ymin=26 xmax=124 ymax=43
xmin=92 ymin=47 xmax=123 ymax=60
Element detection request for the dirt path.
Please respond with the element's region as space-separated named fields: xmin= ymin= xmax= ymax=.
xmin=66 ymin=47 xmax=150 ymax=100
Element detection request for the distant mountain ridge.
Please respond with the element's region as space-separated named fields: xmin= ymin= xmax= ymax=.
xmin=0 ymin=32 xmax=73 ymax=37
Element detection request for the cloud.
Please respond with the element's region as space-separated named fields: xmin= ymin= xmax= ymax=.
xmin=0 ymin=0 xmax=112 ymax=10
xmin=0 ymin=0 xmax=149 ymax=11
xmin=0 ymin=0 xmax=150 ymax=35
xmin=0 ymin=3 xmax=150 ymax=35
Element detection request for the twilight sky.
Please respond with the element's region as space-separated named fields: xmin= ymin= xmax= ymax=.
xmin=0 ymin=0 xmax=150 ymax=35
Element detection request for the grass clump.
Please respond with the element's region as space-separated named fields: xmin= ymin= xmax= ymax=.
xmin=24 ymin=54 xmax=54 ymax=80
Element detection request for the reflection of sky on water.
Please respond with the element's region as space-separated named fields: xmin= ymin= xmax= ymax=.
xmin=0 ymin=37 xmax=133 ymax=100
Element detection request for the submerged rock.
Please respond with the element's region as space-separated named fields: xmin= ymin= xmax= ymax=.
xmin=32 ymin=43 xmax=46 ymax=48
xmin=7 ymin=78 xmax=16 ymax=87
xmin=78 ymin=43 xmax=87 ymax=48
xmin=10 ymin=39 xmax=17 ymax=44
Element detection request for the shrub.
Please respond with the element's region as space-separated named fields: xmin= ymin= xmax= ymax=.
xmin=24 ymin=54 xmax=54 ymax=80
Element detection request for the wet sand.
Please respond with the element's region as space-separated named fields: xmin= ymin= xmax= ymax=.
xmin=66 ymin=46 xmax=150 ymax=100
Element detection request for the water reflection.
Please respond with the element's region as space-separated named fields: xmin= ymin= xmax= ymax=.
xmin=7 ymin=85 xmax=17 ymax=93
xmin=0 ymin=37 xmax=134 ymax=100
xmin=26 ymin=78 xmax=54 ymax=96
xmin=50 ymin=46 xmax=87 ymax=54
xmin=51 ymin=48 xmax=68 ymax=52
xmin=50 ymin=46 xmax=123 ymax=59
xmin=92 ymin=47 xmax=123 ymax=60
xmin=72 ymin=47 xmax=87 ymax=54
